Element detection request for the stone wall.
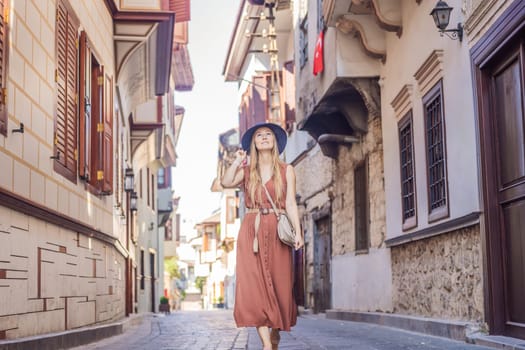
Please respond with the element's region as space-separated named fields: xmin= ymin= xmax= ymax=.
xmin=332 ymin=116 xmax=385 ymax=255
xmin=294 ymin=146 xmax=333 ymax=308
xmin=0 ymin=206 xmax=125 ymax=339
xmin=391 ymin=225 xmax=484 ymax=321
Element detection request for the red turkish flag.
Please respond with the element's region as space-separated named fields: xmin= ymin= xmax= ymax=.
xmin=313 ymin=30 xmax=324 ymax=76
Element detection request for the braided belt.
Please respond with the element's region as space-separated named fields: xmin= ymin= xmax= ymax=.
xmin=245 ymin=207 xmax=286 ymax=253
xmin=245 ymin=208 xmax=285 ymax=215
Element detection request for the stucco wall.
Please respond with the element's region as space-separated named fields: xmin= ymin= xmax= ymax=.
xmin=0 ymin=206 xmax=125 ymax=339
xmin=381 ymin=0 xmax=481 ymax=240
xmin=332 ymin=116 xmax=385 ymax=255
xmin=391 ymin=225 xmax=484 ymax=321
xmin=0 ymin=0 xmax=116 ymax=235
xmin=332 ymin=248 xmax=392 ymax=312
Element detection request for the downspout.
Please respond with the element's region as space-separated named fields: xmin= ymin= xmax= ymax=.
xmin=317 ymin=134 xmax=360 ymax=144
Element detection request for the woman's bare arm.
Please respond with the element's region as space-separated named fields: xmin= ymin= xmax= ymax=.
xmin=221 ymin=150 xmax=246 ymax=188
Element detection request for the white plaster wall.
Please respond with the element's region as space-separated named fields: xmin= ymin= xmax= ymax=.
xmin=332 ymin=248 xmax=393 ymax=312
xmin=381 ymin=0 xmax=480 ymax=240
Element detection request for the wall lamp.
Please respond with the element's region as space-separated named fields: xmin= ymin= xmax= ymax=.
xmin=124 ymin=167 xmax=134 ymax=192
xmin=430 ymin=1 xmax=463 ymax=42
xmin=130 ymin=191 xmax=138 ymax=212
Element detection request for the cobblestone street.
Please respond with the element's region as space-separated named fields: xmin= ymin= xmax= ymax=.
xmin=71 ymin=310 xmax=495 ymax=350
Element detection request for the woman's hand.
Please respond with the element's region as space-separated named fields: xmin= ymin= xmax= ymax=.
xmin=294 ymin=232 xmax=304 ymax=251
xmin=232 ymin=149 xmax=247 ymax=168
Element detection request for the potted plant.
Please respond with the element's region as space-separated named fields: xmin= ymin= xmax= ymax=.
xmin=159 ymin=296 xmax=170 ymax=314
xmin=216 ymin=296 xmax=225 ymax=309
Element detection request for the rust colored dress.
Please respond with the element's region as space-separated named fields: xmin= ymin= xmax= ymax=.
xmin=234 ymin=163 xmax=297 ymax=331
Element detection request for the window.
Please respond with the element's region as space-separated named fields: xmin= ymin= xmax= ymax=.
xmin=151 ymin=173 xmax=155 ymax=210
xmin=0 ymin=0 xmax=9 ymax=137
xmin=78 ymin=30 xmax=114 ymax=194
xmin=354 ymin=160 xmax=369 ymax=251
xmin=54 ymin=0 xmax=79 ymax=182
xmin=398 ymin=111 xmax=417 ymax=230
xmin=423 ymin=81 xmax=449 ymax=222
xmin=54 ymin=3 xmax=114 ymax=190
xmin=147 ymin=168 xmax=150 ymax=207
xmin=158 ymin=168 xmax=165 ymax=186
xmin=317 ymin=0 xmax=324 ymax=33
xmin=165 ymin=218 xmax=173 ymax=240
xmin=299 ymin=16 xmax=308 ymax=69
xmin=140 ymin=249 xmax=145 ymax=290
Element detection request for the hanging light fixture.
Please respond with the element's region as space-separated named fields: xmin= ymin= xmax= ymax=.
xmin=430 ymin=1 xmax=463 ymax=42
xmin=130 ymin=191 xmax=138 ymax=212
xmin=124 ymin=167 xmax=135 ymax=192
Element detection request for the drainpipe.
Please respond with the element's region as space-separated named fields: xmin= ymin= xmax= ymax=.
xmin=317 ymin=134 xmax=360 ymax=144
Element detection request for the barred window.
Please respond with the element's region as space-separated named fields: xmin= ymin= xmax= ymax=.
xmin=423 ymin=81 xmax=449 ymax=222
xmin=398 ymin=111 xmax=417 ymax=230
xmin=299 ymin=16 xmax=308 ymax=69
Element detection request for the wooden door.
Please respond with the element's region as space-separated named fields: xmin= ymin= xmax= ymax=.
xmin=473 ymin=4 xmax=525 ymax=337
xmin=313 ymin=216 xmax=331 ymax=313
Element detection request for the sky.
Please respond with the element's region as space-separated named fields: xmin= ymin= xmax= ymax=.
xmin=172 ymin=0 xmax=242 ymax=233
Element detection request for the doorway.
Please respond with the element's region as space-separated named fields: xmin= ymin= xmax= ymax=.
xmin=313 ymin=215 xmax=331 ymax=313
xmin=473 ymin=1 xmax=525 ymax=338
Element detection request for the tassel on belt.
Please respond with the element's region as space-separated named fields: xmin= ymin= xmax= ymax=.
xmin=245 ymin=208 xmax=286 ymax=253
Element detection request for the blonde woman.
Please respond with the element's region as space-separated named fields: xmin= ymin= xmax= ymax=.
xmin=221 ymin=123 xmax=304 ymax=350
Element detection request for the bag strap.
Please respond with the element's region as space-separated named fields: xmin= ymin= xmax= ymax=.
xmin=262 ymin=184 xmax=280 ymax=218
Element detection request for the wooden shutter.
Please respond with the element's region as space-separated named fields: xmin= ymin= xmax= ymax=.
xmin=252 ymin=75 xmax=268 ymax=124
xmin=0 ymin=0 xmax=8 ymax=136
xmin=283 ymin=61 xmax=296 ymax=131
xmin=54 ymin=0 xmax=78 ymax=182
xmin=89 ymin=62 xmax=103 ymax=191
xmin=102 ymin=74 xmax=113 ymax=194
xmin=78 ymin=31 xmax=91 ymax=180
xmin=169 ymin=0 xmax=190 ymax=22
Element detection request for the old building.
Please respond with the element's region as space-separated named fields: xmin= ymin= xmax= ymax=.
xmin=0 ymin=0 xmax=189 ymax=340
xmin=210 ymin=128 xmax=242 ymax=309
xmin=222 ymin=0 xmax=525 ymax=344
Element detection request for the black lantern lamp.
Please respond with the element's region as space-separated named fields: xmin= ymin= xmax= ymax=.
xmin=430 ymin=1 xmax=463 ymax=42
xmin=130 ymin=191 xmax=138 ymax=212
xmin=124 ymin=167 xmax=134 ymax=192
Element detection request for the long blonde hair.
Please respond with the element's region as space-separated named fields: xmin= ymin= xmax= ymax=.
xmin=247 ymin=130 xmax=284 ymax=207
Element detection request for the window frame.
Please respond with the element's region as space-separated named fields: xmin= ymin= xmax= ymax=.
xmin=354 ymin=159 xmax=369 ymax=252
xmin=398 ymin=110 xmax=418 ymax=230
xmin=422 ymin=80 xmax=450 ymax=223
xmin=0 ymin=0 xmax=10 ymax=137
xmin=299 ymin=15 xmax=308 ymax=69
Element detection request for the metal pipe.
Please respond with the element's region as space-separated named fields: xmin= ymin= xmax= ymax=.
xmin=317 ymin=134 xmax=360 ymax=144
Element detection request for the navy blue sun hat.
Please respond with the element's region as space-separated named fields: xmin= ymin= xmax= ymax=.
xmin=241 ymin=123 xmax=287 ymax=154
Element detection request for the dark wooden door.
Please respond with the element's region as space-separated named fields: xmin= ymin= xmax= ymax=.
xmin=313 ymin=216 xmax=331 ymax=313
xmin=474 ymin=12 xmax=525 ymax=337
xmin=150 ymin=252 xmax=156 ymax=313
xmin=491 ymin=44 xmax=525 ymax=337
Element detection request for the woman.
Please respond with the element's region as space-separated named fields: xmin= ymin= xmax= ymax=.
xmin=221 ymin=123 xmax=304 ymax=350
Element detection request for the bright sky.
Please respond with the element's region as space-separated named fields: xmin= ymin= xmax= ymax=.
xmin=172 ymin=0 xmax=242 ymax=233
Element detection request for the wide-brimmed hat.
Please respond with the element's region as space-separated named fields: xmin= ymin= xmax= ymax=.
xmin=241 ymin=122 xmax=287 ymax=154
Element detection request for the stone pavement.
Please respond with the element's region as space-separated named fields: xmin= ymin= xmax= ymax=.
xmin=70 ymin=310 xmax=495 ymax=350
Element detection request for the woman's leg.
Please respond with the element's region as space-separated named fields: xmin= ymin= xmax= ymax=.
xmin=270 ymin=328 xmax=280 ymax=350
xmin=257 ymin=326 xmax=272 ymax=349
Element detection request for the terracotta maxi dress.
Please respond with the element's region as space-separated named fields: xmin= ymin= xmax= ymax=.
xmin=234 ymin=163 xmax=297 ymax=331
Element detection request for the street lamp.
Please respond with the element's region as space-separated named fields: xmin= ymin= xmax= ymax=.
xmin=124 ymin=167 xmax=134 ymax=192
xmin=130 ymin=191 xmax=138 ymax=212
xmin=430 ymin=1 xmax=463 ymax=42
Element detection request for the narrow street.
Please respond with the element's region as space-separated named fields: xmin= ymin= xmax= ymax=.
xmin=71 ymin=310 xmax=494 ymax=350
